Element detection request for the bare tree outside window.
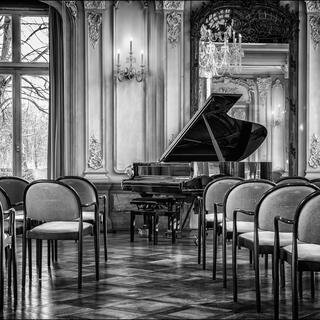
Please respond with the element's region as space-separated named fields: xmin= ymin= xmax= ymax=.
xmin=0 ymin=13 xmax=49 ymax=180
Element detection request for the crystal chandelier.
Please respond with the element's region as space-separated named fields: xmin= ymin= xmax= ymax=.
xmin=199 ymin=21 xmax=244 ymax=78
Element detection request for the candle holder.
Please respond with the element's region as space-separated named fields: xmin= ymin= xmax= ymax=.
xmin=115 ymin=41 xmax=145 ymax=82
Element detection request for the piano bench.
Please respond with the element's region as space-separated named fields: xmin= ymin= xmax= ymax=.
xmin=129 ymin=208 xmax=178 ymax=245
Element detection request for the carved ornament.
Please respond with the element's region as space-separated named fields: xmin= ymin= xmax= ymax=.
xmin=257 ymin=77 xmax=272 ymax=98
xmin=114 ymin=1 xmax=149 ymax=9
xmin=166 ymin=12 xmax=182 ymax=47
xmin=84 ymin=1 xmax=107 ymax=10
xmin=88 ymin=12 xmax=102 ymax=48
xmin=308 ymin=134 xmax=320 ymax=169
xmin=65 ymin=1 xmax=78 ymax=19
xmin=305 ymin=1 xmax=320 ymax=49
xmin=155 ymin=1 xmax=184 ymax=11
xmin=88 ymin=135 xmax=103 ymax=170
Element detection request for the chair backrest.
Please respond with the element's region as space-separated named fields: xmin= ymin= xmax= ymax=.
xmin=203 ymin=177 xmax=243 ymax=213
xmin=276 ymin=176 xmax=310 ymax=185
xmin=0 ymin=186 xmax=11 ymax=211
xmin=0 ymin=176 xmax=29 ymax=208
xmin=295 ymin=190 xmax=320 ymax=244
xmin=57 ymin=176 xmax=98 ymax=210
xmin=310 ymin=178 xmax=320 ymax=188
xmin=24 ymin=180 xmax=81 ymax=221
xmin=257 ymin=183 xmax=319 ymax=232
xmin=224 ymin=179 xmax=275 ymax=221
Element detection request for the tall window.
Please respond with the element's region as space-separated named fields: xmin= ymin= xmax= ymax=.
xmin=0 ymin=11 xmax=49 ymax=180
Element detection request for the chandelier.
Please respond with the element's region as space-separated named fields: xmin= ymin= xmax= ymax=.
xmin=199 ymin=21 xmax=244 ymax=78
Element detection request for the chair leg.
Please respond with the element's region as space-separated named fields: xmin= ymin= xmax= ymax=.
xmin=130 ymin=212 xmax=135 ymax=242
xmin=249 ymin=250 xmax=253 ymax=265
xmin=265 ymin=254 xmax=268 ymax=270
xmin=198 ymin=204 xmax=201 ymax=264
xmin=0 ymin=239 xmax=4 ymax=310
xmin=36 ymin=240 xmax=42 ymax=279
xmin=148 ymin=216 xmax=152 ymax=242
xmin=292 ymin=264 xmax=299 ymax=320
xmin=311 ymin=271 xmax=315 ymax=299
xmin=22 ymin=235 xmax=27 ymax=288
xmin=232 ymin=231 xmax=237 ymax=302
xmin=254 ymin=248 xmax=261 ymax=312
xmin=171 ymin=214 xmax=176 ymax=244
xmin=212 ymin=220 xmax=218 ymax=280
xmin=202 ymin=212 xmax=206 ymax=270
xmin=103 ymin=214 xmax=107 ymax=261
xmin=7 ymin=247 xmax=11 ymax=290
xmin=54 ymin=240 xmax=58 ymax=262
xmin=280 ymin=260 xmax=285 ymax=288
xmin=273 ymin=247 xmax=280 ymax=320
xmin=298 ymin=271 xmax=303 ymax=299
xmin=78 ymin=237 xmax=83 ymax=289
xmin=153 ymin=215 xmax=158 ymax=245
xmin=222 ymin=226 xmax=227 ymax=288
xmin=47 ymin=240 xmax=51 ymax=267
xmin=94 ymin=225 xmax=99 ymax=281
xmin=28 ymin=238 xmax=32 ymax=283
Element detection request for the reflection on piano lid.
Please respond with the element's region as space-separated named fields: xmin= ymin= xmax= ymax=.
xmin=160 ymin=93 xmax=267 ymax=162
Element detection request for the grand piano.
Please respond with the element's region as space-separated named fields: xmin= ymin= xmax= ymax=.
xmin=122 ymin=92 xmax=272 ymax=195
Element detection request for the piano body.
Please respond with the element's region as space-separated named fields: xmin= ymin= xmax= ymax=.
xmin=122 ymin=92 xmax=272 ymax=197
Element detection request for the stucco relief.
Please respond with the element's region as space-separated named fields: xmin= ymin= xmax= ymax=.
xmin=88 ymin=135 xmax=103 ymax=170
xmin=65 ymin=1 xmax=78 ymax=18
xmin=166 ymin=12 xmax=182 ymax=47
xmin=155 ymin=1 xmax=184 ymax=11
xmin=84 ymin=1 xmax=107 ymax=10
xmin=308 ymin=134 xmax=320 ymax=169
xmin=257 ymin=77 xmax=272 ymax=99
xmin=87 ymin=12 xmax=102 ymax=48
xmin=305 ymin=0 xmax=320 ymax=49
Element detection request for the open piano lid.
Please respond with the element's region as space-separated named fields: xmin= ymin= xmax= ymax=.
xmin=160 ymin=93 xmax=267 ymax=162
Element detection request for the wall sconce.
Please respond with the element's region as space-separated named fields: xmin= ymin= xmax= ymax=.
xmin=115 ymin=40 xmax=145 ymax=82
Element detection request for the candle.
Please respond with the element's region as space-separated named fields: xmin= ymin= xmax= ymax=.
xmin=117 ymin=49 xmax=120 ymax=65
xmin=239 ymin=33 xmax=242 ymax=45
xmin=141 ymin=50 xmax=144 ymax=65
xmin=129 ymin=39 xmax=132 ymax=53
xmin=233 ymin=31 xmax=235 ymax=44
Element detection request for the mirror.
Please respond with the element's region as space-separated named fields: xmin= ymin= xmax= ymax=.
xmin=190 ymin=0 xmax=299 ymax=175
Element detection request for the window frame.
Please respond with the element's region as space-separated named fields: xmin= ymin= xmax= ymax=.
xmin=0 ymin=8 xmax=49 ymax=177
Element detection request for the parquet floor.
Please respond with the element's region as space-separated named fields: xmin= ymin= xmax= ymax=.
xmin=2 ymin=230 xmax=320 ymax=319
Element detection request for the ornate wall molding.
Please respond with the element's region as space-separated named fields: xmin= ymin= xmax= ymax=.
xmin=88 ymin=135 xmax=103 ymax=170
xmin=114 ymin=0 xmax=149 ymax=9
xmin=65 ymin=1 xmax=78 ymax=19
xmin=155 ymin=1 xmax=185 ymax=11
xmin=305 ymin=0 xmax=320 ymax=49
xmin=87 ymin=12 xmax=102 ymax=48
xmin=84 ymin=1 xmax=107 ymax=10
xmin=257 ymin=77 xmax=272 ymax=99
xmin=166 ymin=12 xmax=182 ymax=47
xmin=308 ymin=134 xmax=320 ymax=168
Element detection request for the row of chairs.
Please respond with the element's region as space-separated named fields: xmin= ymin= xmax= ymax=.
xmin=200 ymin=175 xmax=320 ymax=319
xmin=0 ymin=176 xmax=108 ymax=309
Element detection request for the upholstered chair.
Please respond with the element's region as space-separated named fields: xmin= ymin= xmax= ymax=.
xmin=22 ymin=180 xmax=99 ymax=289
xmin=222 ymin=179 xmax=275 ymax=288
xmin=234 ymin=183 xmax=318 ymax=313
xmin=276 ymin=176 xmax=310 ymax=185
xmin=201 ymin=176 xmax=243 ymax=277
xmin=274 ymin=190 xmax=320 ymax=319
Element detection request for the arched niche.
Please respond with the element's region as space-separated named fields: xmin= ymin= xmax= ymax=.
xmin=190 ymin=0 xmax=299 ymax=175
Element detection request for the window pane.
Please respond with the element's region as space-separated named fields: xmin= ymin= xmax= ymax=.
xmin=21 ymin=75 xmax=49 ymax=180
xmin=0 ymin=15 xmax=12 ymax=62
xmin=0 ymin=74 xmax=13 ymax=176
xmin=21 ymin=16 xmax=49 ymax=63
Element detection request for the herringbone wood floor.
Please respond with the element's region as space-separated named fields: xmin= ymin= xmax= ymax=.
xmin=2 ymin=230 xmax=320 ymax=319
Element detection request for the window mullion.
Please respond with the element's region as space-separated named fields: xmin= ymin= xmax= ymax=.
xmin=12 ymin=14 xmax=20 ymax=63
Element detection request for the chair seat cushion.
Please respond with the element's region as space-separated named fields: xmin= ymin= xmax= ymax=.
xmin=206 ymin=213 xmax=223 ymax=223
xmin=283 ymin=243 xmax=320 ymax=262
xmin=82 ymin=211 xmax=96 ymax=221
xmin=27 ymin=221 xmax=93 ymax=240
xmin=226 ymin=221 xmax=254 ymax=233
xmin=239 ymin=231 xmax=292 ymax=247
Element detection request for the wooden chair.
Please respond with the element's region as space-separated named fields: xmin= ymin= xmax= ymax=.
xmin=233 ymin=183 xmax=318 ymax=313
xmin=22 ymin=180 xmax=99 ymax=289
xmin=200 ymin=176 xmax=243 ymax=276
xmin=0 ymin=189 xmax=17 ymax=306
xmin=222 ymin=179 xmax=275 ymax=288
xmin=274 ymin=190 xmax=320 ymax=320
xmin=57 ymin=176 xmax=108 ymax=261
